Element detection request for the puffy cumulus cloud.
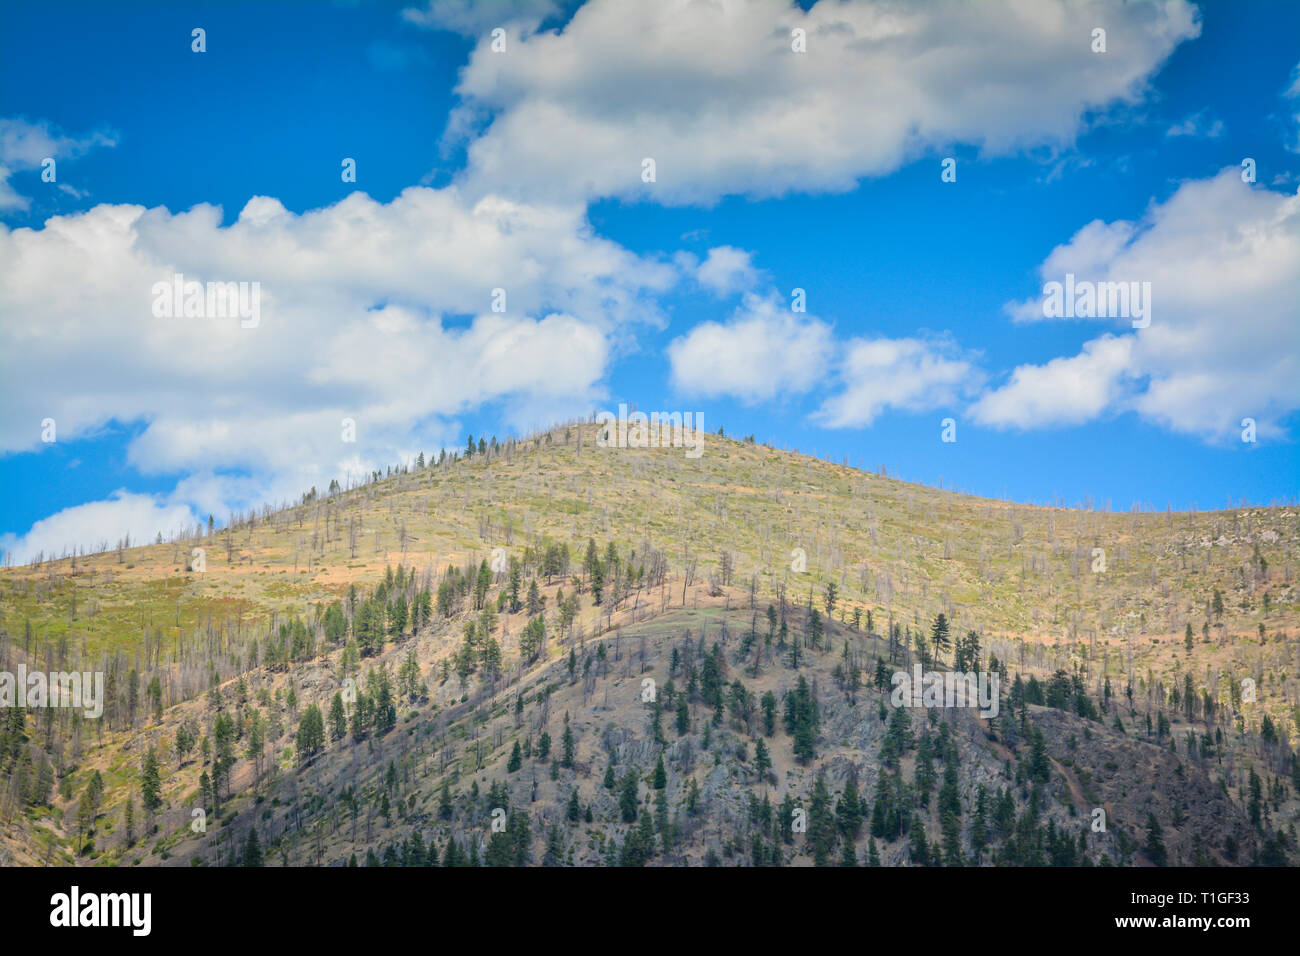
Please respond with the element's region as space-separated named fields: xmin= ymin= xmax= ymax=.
xmin=127 ymin=188 xmax=674 ymax=327
xmin=401 ymin=0 xmax=563 ymax=36
xmin=0 ymin=186 xmax=675 ymax=551
xmin=0 ymin=116 xmax=118 ymax=210
xmin=666 ymin=294 xmax=833 ymax=402
xmin=448 ymin=0 xmax=1199 ymax=205
xmin=969 ymin=334 xmax=1133 ymax=428
xmin=695 ymin=246 xmax=760 ymax=296
xmin=674 ymin=245 xmax=761 ymax=296
xmin=814 ymin=336 xmax=980 ymax=428
xmin=668 ymin=297 xmax=981 ymax=428
xmin=0 ymin=492 xmax=197 ymax=565
xmin=1002 ymin=218 xmax=1142 ymax=323
xmin=975 ymin=169 xmax=1300 ymax=440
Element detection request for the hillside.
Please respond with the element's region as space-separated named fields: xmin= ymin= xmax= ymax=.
xmin=0 ymin=422 xmax=1296 ymax=867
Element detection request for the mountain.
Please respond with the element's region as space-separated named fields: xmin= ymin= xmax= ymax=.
xmin=1 ymin=422 xmax=1295 ymax=866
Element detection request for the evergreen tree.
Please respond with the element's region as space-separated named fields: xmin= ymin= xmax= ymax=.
xmin=754 ymin=738 xmax=772 ymax=777
xmin=909 ymin=813 xmax=930 ymax=866
xmin=561 ymin=714 xmax=575 ymax=768
xmin=761 ymin=690 xmax=777 ymax=736
xmin=508 ymin=563 xmax=522 ymax=612
xmin=675 ymin=695 xmax=690 ymax=737
xmin=1144 ymin=812 xmax=1167 ymax=866
xmin=808 ymin=772 xmax=836 ymax=866
xmin=140 ymin=747 xmax=162 ymax=813
xmin=930 ymin=613 xmax=951 ymax=665
xmin=881 ymin=704 xmax=913 ymax=767
xmin=783 ymin=675 xmax=820 ymax=763
xmin=295 ymin=704 xmax=326 ymax=763
xmin=807 ymin=608 xmax=823 ymax=651
xmin=328 ymin=692 xmax=347 ymax=742
xmin=619 ymin=772 xmax=639 ymax=823
xmin=836 ymin=772 xmax=863 ymax=839
xmin=1029 ymin=725 xmax=1051 ymax=783
xmin=242 ymin=827 xmax=263 ymax=867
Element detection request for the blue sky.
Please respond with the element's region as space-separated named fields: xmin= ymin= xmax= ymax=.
xmin=1 ymin=0 xmax=1298 ymax=561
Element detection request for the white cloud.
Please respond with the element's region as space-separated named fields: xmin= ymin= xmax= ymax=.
xmin=975 ymin=169 xmax=1300 ymax=439
xmin=0 ymin=186 xmax=677 ymax=551
xmin=815 ymin=336 xmax=980 ymax=428
xmin=1004 ymin=218 xmax=1140 ymax=322
xmin=0 ymin=492 xmax=197 ymax=565
xmin=448 ymin=0 xmax=1199 ymax=205
xmin=689 ymin=245 xmax=760 ymax=296
xmin=1165 ymin=110 xmax=1224 ymax=138
xmin=402 ymin=0 xmax=562 ymax=36
xmin=0 ymin=116 xmax=117 ymax=211
xmin=667 ymin=294 xmax=832 ymax=402
xmin=969 ymin=334 xmax=1133 ymax=428
xmin=668 ymin=295 xmax=982 ymax=427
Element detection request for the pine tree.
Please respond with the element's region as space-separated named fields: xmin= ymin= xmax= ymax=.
xmin=140 ymin=747 xmax=162 ymax=812
xmin=76 ymin=789 xmax=95 ymax=853
xmin=970 ymin=786 xmax=989 ymax=863
xmin=1029 ymin=725 xmax=1051 ymax=783
xmin=543 ymin=826 xmax=564 ymax=866
xmin=930 ymin=613 xmax=951 ymax=665
xmin=328 ymin=692 xmax=347 ymax=741
xmin=784 ymin=675 xmax=820 ymax=763
xmin=836 ymin=772 xmax=863 ymax=839
xmin=807 ymin=608 xmax=823 ymax=651
xmin=409 ymin=830 xmax=428 ymax=866
xmin=295 ymin=704 xmax=325 ymax=763
xmin=561 ymin=714 xmax=575 ymax=768
xmin=675 ymin=695 xmax=690 ymax=736
xmin=909 ymin=813 xmax=930 ymax=865
xmin=243 ymin=827 xmax=263 ymax=867
xmin=941 ymin=809 xmax=964 ymax=866
xmin=761 ymin=691 xmax=777 ymax=736
xmin=620 ymin=772 xmax=639 ymax=823
xmin=809 ymin=772 xmax=836 ymax=866
xmin=508 ymin=564 xmax=522 ymax=612
xmin=1144 ymin=812 xmax=1167 ymax=866
xmin=755 ymin=738 xmax=772 ymax=777
xmin=443 ymin=837 xmax=464 ymax=867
